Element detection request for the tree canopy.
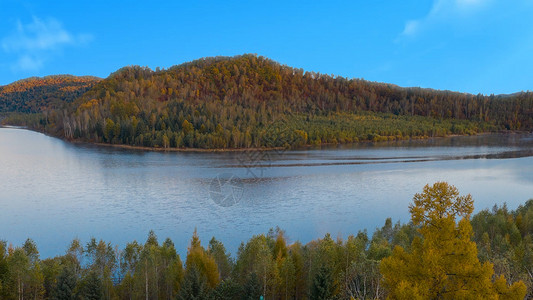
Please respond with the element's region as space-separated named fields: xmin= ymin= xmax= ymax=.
xmin=2 ymin=55 xmax=532 ymax=149
xmin=0 ymin=75 xmax=100 ymax=113
xmin=0 ymin=183 xmax=532 ymax=299
xmin=381 ymin=182 xmax=527 ymax=299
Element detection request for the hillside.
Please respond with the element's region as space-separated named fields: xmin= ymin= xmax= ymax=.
xmin=4 ymin=55 xmax=533 ymax=149
xmin=0 ymin=75 xmax=101 ymax=113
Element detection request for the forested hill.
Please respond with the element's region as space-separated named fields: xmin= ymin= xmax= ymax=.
xmin=0 ymin=75 xmax=101 ymax=113
xmin=6 ymin=54 xmax=533 ymax=149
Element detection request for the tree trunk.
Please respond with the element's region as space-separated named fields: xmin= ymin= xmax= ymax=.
xmin=145 ymin=258 xmax=149 ymax=300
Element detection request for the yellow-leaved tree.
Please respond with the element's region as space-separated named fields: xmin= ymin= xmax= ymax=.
xmin=184 ymin=229 xmax=220 ymax=289
xmin=381 ymin=182 xmax=526 ymax=299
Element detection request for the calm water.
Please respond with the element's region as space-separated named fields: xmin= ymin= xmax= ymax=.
xmin=1 ymin=127 xmax=533 ymax=258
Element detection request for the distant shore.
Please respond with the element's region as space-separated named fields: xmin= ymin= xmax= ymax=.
xmin=0 ymin=125 xmax=27 ymax=129
xmin=63 ymin=130 xmax=533 ymax=153
xmin=86 ymin=141 xmax=286 ymax=152
xmin=1 ymin=125 xmax=530 ymax=153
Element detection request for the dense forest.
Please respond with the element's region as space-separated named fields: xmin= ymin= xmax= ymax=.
xmin=2 ymin=55 xmax=532 ymax=149
xmin=0 ymin=75 xmax=101 ymax=114
xmin=0 ymin=183 xmax=531 ymax=299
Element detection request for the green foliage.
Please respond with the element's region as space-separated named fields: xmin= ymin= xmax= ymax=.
xmin=185 ymin=230 xmax=220 ymax=289
xmin=381 ymin=182 xmax=527 ymax=299
xmin=1 ymin=112 xmax=48 ymax=129
xmin=208 ymin=237 xmax=233 ymax=281
xmin=0 ymin=185 xmax=531 ymax=299
xmin=471 ymin=200 xmax=533 ymax=298
xmin=210 ymin=278 xmax=242 ymax=300
xmin=0 ymin=75 xmax=100 ymax=114
xmin=176 ymin=265 xmax=210 ymax=300
xmin=51 ymin=266 xmax=77 ymax=300
xmin=241 ymin=273 xmax=261 ymax=300
xmin=77 ymin=271 xmax=103 ymax=300
xmin=42 ymin=257 xmax=62 ymax=299
xmin=129 ymin=230 xmax=185 ymax=300
xmin=8 ymin=247 xmax=30 ymax=299
xmin=0 ymin=241 xmax=9 ymax=299
xmin=310 ymin=265 xmax=336 ymax=300
xmin=62 ymin=55 xmax=533 ymax=149
xmin=5 ymin=55 xmax=532 ymax=149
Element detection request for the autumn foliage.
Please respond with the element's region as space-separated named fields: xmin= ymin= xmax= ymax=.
xmin=0 ymin=75 xmax=100 ymax=113
xmin=40 ymin=55 xmax=531 ymax=149
xmin=0 ymin=183 xmax=532 ymax=299
xmin=381 ymin=182 xmax=527 ymax=299
xmin=3 ymin=55 xmax=533 ymax=149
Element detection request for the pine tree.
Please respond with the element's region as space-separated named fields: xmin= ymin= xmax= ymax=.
xmin=211 ymin=278 xmax=243 ymax=300
xmin=310 ymin=265 xmax=336 ymax=300
xmin=176 ymin=265 xmax=210 ymax=300
xmin=78 ymin=271 xmax=103 ymax=300
xmin=52 ymin=267 xmax=77 ymax=300
xmin=381 ymin=182 xmax=527 ymax=299
xmin=241 ymin=272 xmax=261 ymax=300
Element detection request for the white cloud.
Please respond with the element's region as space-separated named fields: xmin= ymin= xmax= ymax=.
xmin=401 ymin=20 xmax=421 ymax=36
xmin=457 ymin=0 xmax=485 ymax=8
xmin=14 ymin=55 xmax=44 ymax=71
xmin=399 ymin=0 xmax=491 ymax=39
xmin=1 ymin=16 xmax=93 ymax=72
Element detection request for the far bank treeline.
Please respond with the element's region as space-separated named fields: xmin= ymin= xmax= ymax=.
xmin=0 ymin=75 xmax=101 ymax=113
xmin=0 ymin=183 xmax=531 ymax=299
xmin=2 ymin=54 xmax=533 ymax=149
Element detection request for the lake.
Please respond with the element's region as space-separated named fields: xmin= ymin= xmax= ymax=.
xmin=1 ymin=127 xmax=533 ymax=258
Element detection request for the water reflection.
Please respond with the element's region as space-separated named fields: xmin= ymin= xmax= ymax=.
xmin=1 ymin=128 xmax=532 ymax=258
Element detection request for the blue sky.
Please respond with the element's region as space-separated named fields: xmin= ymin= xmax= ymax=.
xmin=1 ymin=0 xmax=532 ymax=95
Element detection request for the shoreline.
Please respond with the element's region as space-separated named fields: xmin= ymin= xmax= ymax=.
xmin=63 ymin=130 xmax=533 ymax=152
xmin=85 ymin=141 xmax=287 ymax=152
xmin=1 ymin=125 xmax=531 ymax=152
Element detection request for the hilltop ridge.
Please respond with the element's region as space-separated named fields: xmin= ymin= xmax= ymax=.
xmin=0 ymin=75 xmax=101 ymax=113
xmin=2 ymin=54 xmax=532 ymax=149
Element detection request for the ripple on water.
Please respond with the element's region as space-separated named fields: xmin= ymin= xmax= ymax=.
xmin=1 ymin=128 xmax=533 ymax=257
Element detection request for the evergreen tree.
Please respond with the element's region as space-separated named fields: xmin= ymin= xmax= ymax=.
xmin=52 ymin=267 xmax=77 ymax=300
xmin=176 ymin=265 xmax=210 ymax=300
xmin=0 ymin=241 xmax=8 ymax=299
xmin=161 ymin=238 xmax=184 ymax=299
xmin=210 ymin=278 xmax=242 ymax=300
xmin=208 ymin=237 xmax=232 ymax=281
xmin=78 ymin=271 xmax=103 ymax=300
xmin=310 ymin=265 xmax=336 ymax=300
xmin=8 ymin=55 xmax=533 ymax=150
xmin=241 ymin=273 xmax=261 ymax=300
